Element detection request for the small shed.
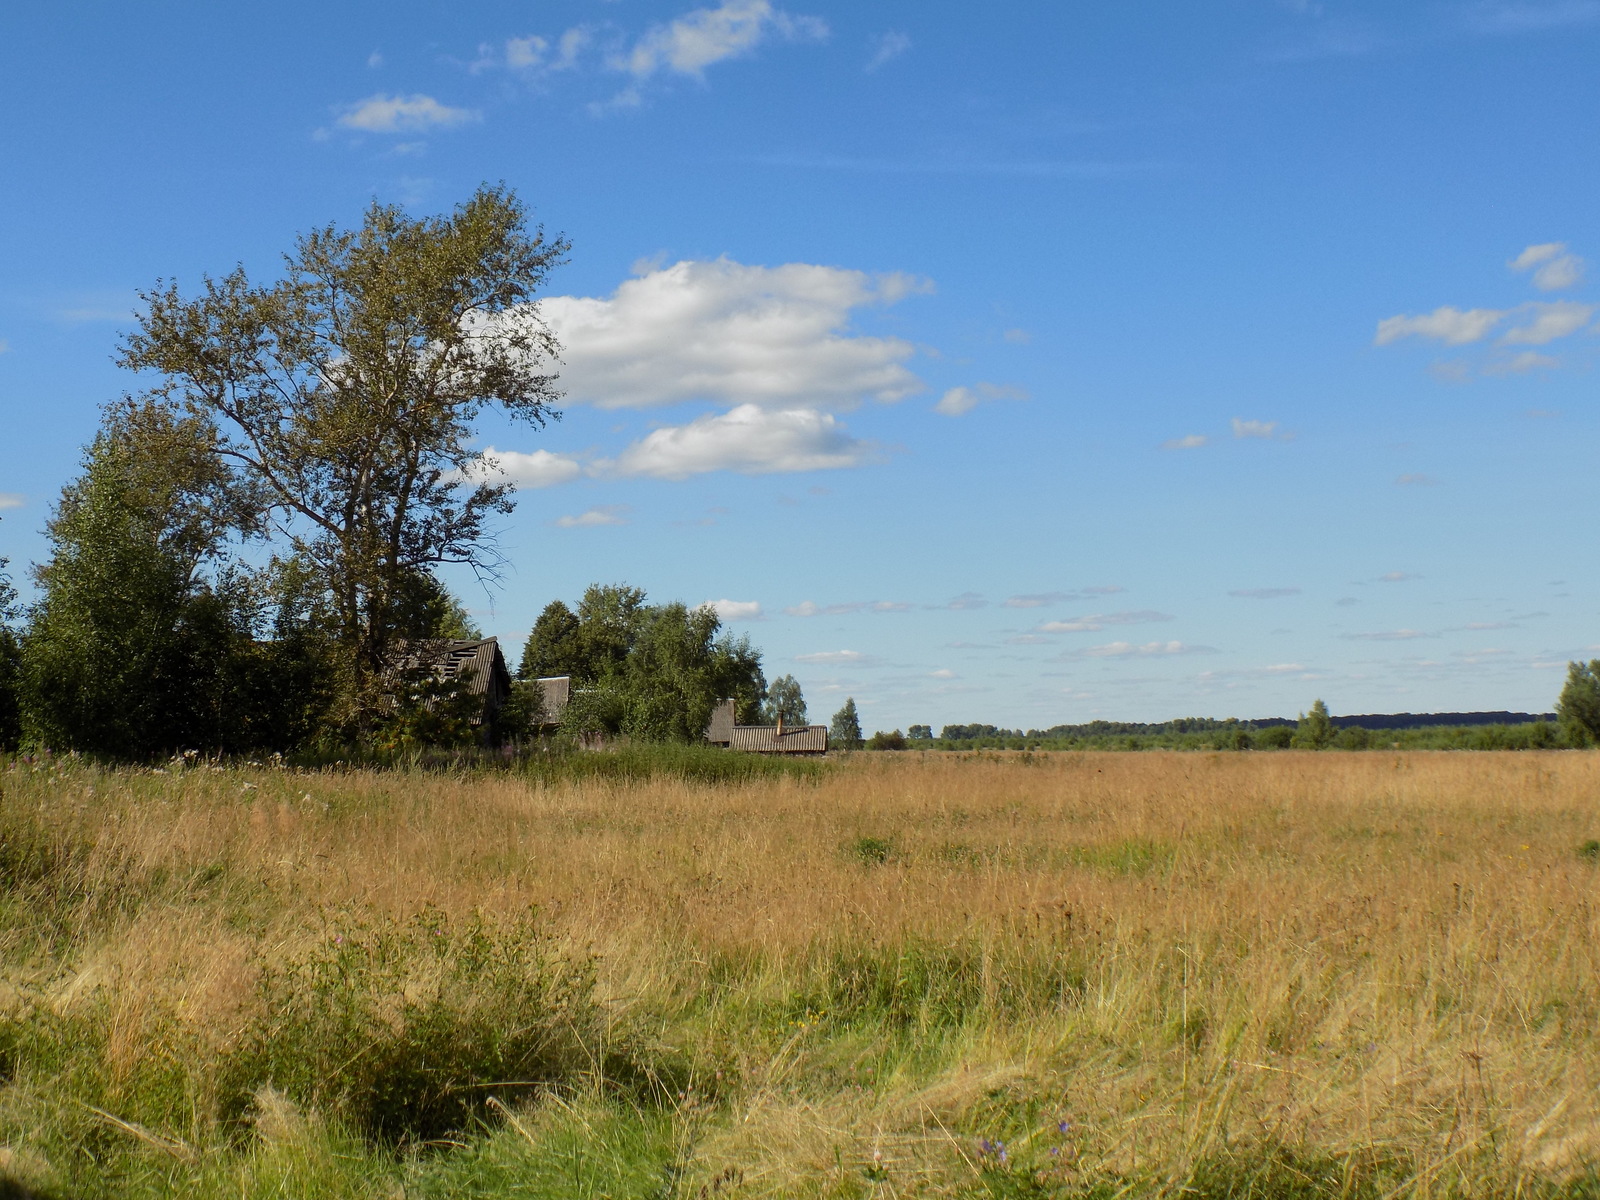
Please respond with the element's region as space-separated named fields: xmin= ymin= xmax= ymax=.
xmin=533 ymin=675 xmax=572 ymax=728
xmin=705 ymin=699 xmax=829 ymax=755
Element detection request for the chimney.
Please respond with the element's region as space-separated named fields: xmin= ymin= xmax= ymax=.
xmin=776 ymin=713 xmax=785 ymax=737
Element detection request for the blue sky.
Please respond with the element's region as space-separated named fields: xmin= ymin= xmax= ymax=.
xmin=2 ymin=1 xmax=1597 ymax=732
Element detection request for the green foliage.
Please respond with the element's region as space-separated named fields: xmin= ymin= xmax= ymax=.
xmin=1295 ymin=699 xmax=1334 ymax=749
xmin=831 ymin=697 xmax=864 ymax=749
xmin=1579 ymin=839 xmax=1600 ymax=862
xmin=118 ymin=185 xmax=567 ymax=726
xmin=0 ymin=626 xmax=19 ymax=753
xmin=1256 ymin=726 xmax=1294 ymax=749
xmin=517 ymin=599 xmax=580 ymax=680
xmin=852 ymin=835 xmax=894 ymax=865
xmin=17 ymin=407 xmax=304 ymax=757
xmin=867 ymin=729 xmax=908 ymax=750
xmin=540 ymin=584 xmax=766 ymax=744
xmin=225 ymin=908 xmax=605 ymax=1145
xmin=1557 ymin=660 xmax=1600 ymax=747
xmin=763 ymin=673 xmax=806 ymax=725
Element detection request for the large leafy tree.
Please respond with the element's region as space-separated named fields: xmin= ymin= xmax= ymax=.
xmin=118 ymin=185 xmax=567 ymax=727
xmin=763 ymin=674 xmax=807 ymax=726
xmin=1557 ymin=660 xmax=1600 ymax=746
xmin=18 ymin=403 xmax=271 ymax=756
xmin=830 ymin=698 xmax=862 ymax=750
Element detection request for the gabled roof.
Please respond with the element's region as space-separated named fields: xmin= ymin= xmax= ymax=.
xmin=729 ymin=724 xmax=829 ymax=754
xmin=390 ymin=638 xmax=511 ymax=703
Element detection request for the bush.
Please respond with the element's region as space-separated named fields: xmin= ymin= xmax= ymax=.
xmin=866 ymin=729 xmax=907 ymax=751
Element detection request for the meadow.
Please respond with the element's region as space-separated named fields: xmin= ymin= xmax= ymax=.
xmin=0 ymin=748 xmax=1597 ymax=1198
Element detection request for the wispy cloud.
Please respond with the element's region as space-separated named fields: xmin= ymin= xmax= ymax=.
xmin=1078 ymin=640 xmax=1210 ymax=659
xmin=1162 ymin=434 xmax=1208 ymax=450
xmin=0 ymin=493 xmax=24 ymax=510
xmin=1509 ymin=241 xmax=1585 ymax=290
xmin=612 ymin=0 xmax=826 ymax=87
xmin=1377 ymin=571 xmax=1419 ymax=582
xmin=1343 ymin=629 xmax=1434 ymax=640
xmin=1466 ymin=2 xmax=1600 ymax=34
xmin=1500 ymin=301 xmax=1594 ymax=345
xmin=865 ymin=30 xmax=910 ymax=71
xmin=552 ymin=505 xmax=629 ymax=528
xmin=335 ymin=93 xmax=479 ymax=133
xmin=786 ymin=599 xmax=911 ymax=617
xmin=1231 ymin=418 xmax=1284 ymax=439
xmin=1376 ymin=305 xmax=1506 ymax=346
xmin=942 ymin=592 xmax=988 ymax=611
xmin=1230 ymin=587 xmax=1301 ymax=599
xmin=1037 ymin=611 xmax=1173 ymax=633
xmin=795 ymin=649 xmax=869 ymax=665
xmin=933 ymin=381 xmax=1027 ymax=417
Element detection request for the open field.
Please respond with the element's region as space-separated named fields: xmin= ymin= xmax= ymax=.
xmin=1 ymin=750 xmax=1598 ymax=1198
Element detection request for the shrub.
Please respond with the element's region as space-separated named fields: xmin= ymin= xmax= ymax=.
xmin=866 ymin=729 xmax=907 ymax=751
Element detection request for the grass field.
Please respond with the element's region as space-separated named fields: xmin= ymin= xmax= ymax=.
xmin=1 ymin=749 xmax=1598 ymax=1198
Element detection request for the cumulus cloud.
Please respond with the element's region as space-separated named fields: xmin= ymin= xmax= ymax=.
xmin=616 ymin=0 xmax=826 ymax=81
xmin=795 ymin=649 xmax=868 ymax=665
xmin=1037 ymin=611 xmax=1173 ymax=633
xmin=933 ymin=381 xmax=1027 ymax=417
xmin=552 ymin=506 xmax=629 ymax=528
xmin=0 ymin=493 xmax=24 ymax=510
xmin=479 ymin=28 xmax=590 ymax=73
xmin=1375 ymin=306 xmax=1505 ymax=346
xmin=702 ymin=598 xmax=763 ymax=621
xmin=336 ymin=94 xmax=479 ymax=133
xmin=1162 ymin=434 xmax=1208 ymax=450
xmin=603 ymin=404 xmax=875 ymax=479
xmin=537 ymin=258 xmax=925 ymax=411
xmin=479 ymin=447 xmax=583 ymax=488
xmin=1500 ymin=301 xmax=1594 ymax=345
xmin=1510 ymin=242 xmax=1585 ymax=290
xmin=1230 ymin=588 xmax=1301 ymax=599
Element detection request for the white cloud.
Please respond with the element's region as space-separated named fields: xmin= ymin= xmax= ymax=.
xmin=1005 ymin=592 xmax=1075 ymax=608
xmin=1487 ymin=351 xmax=1559 ymax=373
xmin=929 ymin=668 xmax=956 ymax=679
xmin=552 ymin=506 xmax=629 ymax=528
xmin=0 ymin=339 xmax=9 ymax=354
xmin=1510 ymin=241 xmax=1585 ymax=290
xmin=1231 ymin=418 xmax=1279 ymax=439
xmin=865 ymin=30 xmax=911 ymax=71
xmin=0 ymin=493 xmax=24 ymax=510
xmin=1162 ymin=434 xmax=1208 ymax=450
xmin=795 ymin=649 xmax=868 ymax=665
xmin=335 ymin=93 xmax=479 ymax=133
xmin=479 ymin=28 xmax=590 ymax=73
xmin=1083 ymin=640 xmax=1206 ymax=658
xmin=1378 ymin=571 xmax=1419 ymax=582
xmin=934 ymin=387 xmax=978 ymax=417
xmin=702 ymin=598 xmax=763 ymax=621
xmin=479 ymin=447 xmax=583 ymax=488
xmin=617 ymin=0 xmax=826 ymax=81
xmin=934 ymin=381 xmax=1026 ymax=417
xmin=604 ymin=404 xmax=874 ymax=479
xmin=1343 ymin=629 xmax=1433 ymax=640
xmin=1375 ymin=306 xmax=1505 ymax=346
xmin=784 ymin=598 xmax=908 ymax=616
xmin=1500 ymin=301 xmax=1594 ymax=344
xmin=537 ymin=258 xmax=926 ymax=410
xmin=1038 ymin=610 xmax=1173 ymax=633
xmin=943 ymin=592 xmax=988 ymax=610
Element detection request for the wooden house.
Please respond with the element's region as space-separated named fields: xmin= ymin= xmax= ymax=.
xmin=704 ymin=699 xmax=829 ymax=755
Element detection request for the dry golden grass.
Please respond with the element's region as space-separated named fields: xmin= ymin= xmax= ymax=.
xmin=4 ymin=749 xmax=1600 ymax=1197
